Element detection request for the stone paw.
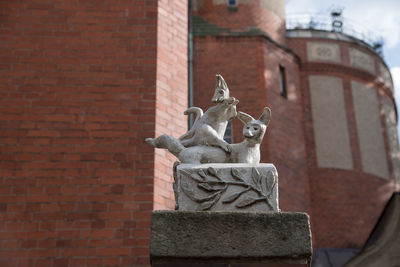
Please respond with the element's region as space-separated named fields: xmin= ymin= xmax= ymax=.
xmin=145 ymin=138 xmax=156 ymax=147
xmin=221 ymin=143 xmax=232 ymax=153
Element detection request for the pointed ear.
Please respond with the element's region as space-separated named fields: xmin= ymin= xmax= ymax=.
xmin=215 ymin=74 xmax=222 ymax=88
xmin=238 ymin=111 xmax=254 ymax=124
xmin=216 ymin=74 xmax=228 ymax=91
xmin=215 ymin=74 xmax=220 ymax=87
xmin=258 ymin=107 xmax=271 ymax=126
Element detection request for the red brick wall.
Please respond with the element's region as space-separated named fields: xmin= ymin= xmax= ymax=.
xmin=193 ymin=36 xmax=265 ymax=114
xmin=287 ymin=37 xmax=399 ymax=248
xmin=0 ymin=0 xmax=186 ymax=266
xmin=193 ymin=0 xmax=286 ymax=44
xmin=154 ymin=0 xmax=188 ymax=210
xmin=262 ymin=41 xmax=310 ymax=213
xmin=193 ymin=36 xmax=310 ymax=213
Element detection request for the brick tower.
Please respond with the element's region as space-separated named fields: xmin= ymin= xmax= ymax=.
xmin=286 ymin=29 xmax=400 ymax=259
xmin=191 ymin=0 xmax=400 ymax=264
xmin=192 ymin=0 xmax=310 ymax=213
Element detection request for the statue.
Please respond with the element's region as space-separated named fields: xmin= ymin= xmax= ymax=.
xmin=148 ymin=77 xmax=311 ymax=267
xmin=146 ymin=74 xmax=278 ymax=212
xmin=171 ymin=74 xmax=237 ymax=153
xmin=145 ymin=107 xmax=270 ymax=164
xmin=146 ymin=74 xmax=270 ymax=164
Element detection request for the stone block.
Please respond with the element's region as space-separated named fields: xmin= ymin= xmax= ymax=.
xmin=349 ymin=47 xmax=375 ymax=74
xmin=150 ymin=210 xmax=312 ymax=265
xmin=351 ymin=81 xmax=389 ymax=179
xmin=309 ymin=75 xmax=353 ymax=170
xmin=173 ymin=163 xmax=279 ymax=212
xmin=307 ymin=42 xmax=341 ymax=63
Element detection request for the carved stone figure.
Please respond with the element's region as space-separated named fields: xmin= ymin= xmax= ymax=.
xmin=146 ymin=75 xmax=276 ymax=211
xmin=221 ymin=107 xmax=270 ymax=164
xmin=178 ymin=74 xmax=238 ymax=152
xmin=146 ymin=74 xmax=271 ymax=165
xmin=146 ymin=107 xmax=270 ymax=165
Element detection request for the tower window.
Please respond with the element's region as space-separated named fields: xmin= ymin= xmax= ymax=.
xmin=227 ymin=0 xmax=237 ymax=7
xmin=279 ymin=65 xmax=287 ymax=98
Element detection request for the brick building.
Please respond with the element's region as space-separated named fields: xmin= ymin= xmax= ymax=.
xmin=0 ymin=0 xmax=187 ymax=266
xmin=0 ymin=0 xmax=399 ymax=266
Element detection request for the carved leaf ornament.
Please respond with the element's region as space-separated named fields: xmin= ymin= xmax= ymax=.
xmin=180 ymin=167 xmax=276 ymax=211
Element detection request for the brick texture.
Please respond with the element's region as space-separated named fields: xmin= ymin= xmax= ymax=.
xmin=193 ymin=0 xmax=286 ymax=44
xmin=0 ymin=0 xmax=187 ymax=266
xmin=154 ymin=0 xmax=188 ymax=210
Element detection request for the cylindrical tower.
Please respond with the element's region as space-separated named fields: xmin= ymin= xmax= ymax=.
xmin=192 ymin=0 xmax=400 ymax=264
xmin=287 ymin=28 xmax=400 ymax=251
xmin=192 ymin=0 xmax=286 ymax=44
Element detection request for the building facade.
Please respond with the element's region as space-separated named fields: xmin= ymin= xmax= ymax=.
xmin=0 ymin=0 xmax=399 ymax=266
xmin=191 ymin=0 xmax=400 ymax=265
xmin=0 ymin=1 xmax=187 ymax=266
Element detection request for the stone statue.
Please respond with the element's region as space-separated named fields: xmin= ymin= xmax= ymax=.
xmin=146 ymin=74 xmax=277 ymax=212
xmin=178 ymin=74 xmax=238 ymax=153
xmin=146 ymin=107 xmax=270 ymax=164
xmin=146 ymin=74 xmax=270 ymax=164
xmin=149 ymin=78 xmax=311 ymax=267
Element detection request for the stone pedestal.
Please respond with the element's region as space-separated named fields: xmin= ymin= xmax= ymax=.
xmin=174 ymin=163 xmax=279 ymax=212
xmin=151 ymin=163 xmax=311 ymax=266
xmin=150 ymin=211 xmax=312 ymax=266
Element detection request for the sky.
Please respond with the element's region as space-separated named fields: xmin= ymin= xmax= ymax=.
xmin=286 ymin=0 xmax=400 ymax=140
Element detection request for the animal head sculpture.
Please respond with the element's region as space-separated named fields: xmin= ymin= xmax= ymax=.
xmin=225 ymin=97 xmax=239 ymax=122
xmin=211 ymin=74 xmax=230 ymax=103
xmin=237 ymin=107 xmax=271 ymax=144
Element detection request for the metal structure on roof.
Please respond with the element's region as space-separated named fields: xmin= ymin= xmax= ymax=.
xmin=286 ymin=12 xmax=384 ymax=56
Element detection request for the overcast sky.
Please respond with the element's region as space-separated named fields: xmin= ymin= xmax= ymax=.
xmin=286 ymin=0 xmax=400 ymax=139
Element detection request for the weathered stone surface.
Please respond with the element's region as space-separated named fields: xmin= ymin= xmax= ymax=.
xmin=146 ymin=75 xmax=271 ymax=165
xmin=174 ymin=163 xmax=279 ymax=212
xmin=150 ymin=210 xmax=312 ymax=265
